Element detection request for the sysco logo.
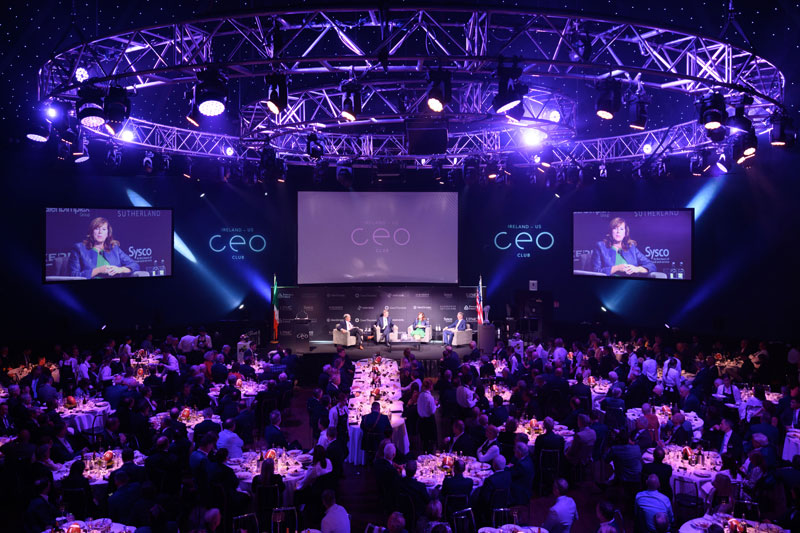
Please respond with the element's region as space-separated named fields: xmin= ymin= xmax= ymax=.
xmin=351 ymin=227 xmax=410 ymax=246
xmin=128 ymin=246 xmax=152 ymax=259
xmin=645 ymin=247 xmax=670 ymax=259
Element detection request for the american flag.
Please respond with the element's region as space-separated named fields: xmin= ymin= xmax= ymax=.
xmin=476 ymin=275 xmax=484 ymax=325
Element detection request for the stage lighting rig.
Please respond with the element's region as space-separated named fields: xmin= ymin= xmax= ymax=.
xmin=76 ymin=84 xmax=106 ymax=128
xmin=769 ymin=113 xmax=795 ymax=147
xmin=143 ymin=151 xmax=154 ymax=172
xmin=628 ymin=92 xmax=650 ymax=130
xmin=462 ymin=157 xmax=481 ymax=184
xmin=340 ymin=81 xmax=362 ymax=122
xmin=485 ymin=159 xmax=499 ymax=180
xmin=195 ymin=69 xmax=227 ymax=117
xmin=426 ymin=71 xmax=452 ymax=113
xmin=336 ymin=159 xmax=354 ymax=187
xmin=74 ymin=138 xmax=90 ymax=163
xmin=595 ymin=79 xmax=622 ymax=120
xmin=567 ymin=26 xmax=592 ymax=63
xmin=312 ymin=159 xmax=329 ymax=184
xmin=696 ymin=91 xmax=726 ymax=130
xmin=104 ymin=141 xmax=122 ymax=169
xmin=26 ymin=119 xmax=50 ymax=143
xmin=266 ymin=74 xmax=288 ymax=115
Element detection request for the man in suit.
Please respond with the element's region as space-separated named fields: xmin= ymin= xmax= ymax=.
xmin=37 ymin=376 xmax=59 ymax=405
xmin=50 ymin=422 xmax=83 ymax=463
xmin=263 ymin=410 xmax=289 ymax=449
xmin=375 ymin=310 xmax=394 ymax=346
xmin=107 ymin=470 xmax=142 ymax=525
xmin=624 ymin=369 xmax=652 ymax=410
xmin=565 ymin=414 xmax=596 ymax=477
xmin=472 ymin=455 xmax=512 ymax=514
xmin=442 ymin=459 xmax=474 ymax=501
xmin=360 ymin=401 xmax=390 ymax=451
xmin=325 ymin=426 xmax=347 ymax=478
xmin=747 ymin=413 xmax=780 ymax=449
xmin=680 ymin=385 xmax=702 ymax=415
xmin=542 ymin=478 xmax=579 ymax=533
xmin=781 ymin=397 xmax=800 ymax=429
xmin=0 ymin=403 xmax=15 ymax=436
xmin=24 ymin=478 xmax=58 ymax=533
xmin=444 ymin=420 xmax=476 ymax=456
xmin=336 ymin=314 xmax=364 ymax=349
xmin=489 ymin=395 xmax=509 ymax=427
xmin=374 ymin=442 xmax=401 ymax=510
xmin=633 ymin=416 xmax=654 ymax=452
xmin=193 ymin=408 xmax=221 ymax=444
xmin=533 ymin=417 xmax=566 ymax=472
xmin=641 ymin=447 xmax=673 ymax=499
xmin=145 ymin=436 xmax=179 ymax=489
xmin=398 ymin=460 xmax=431 ymax=517
xmin=110 ymin=447 xmax=146 ymax=488
xmin=664 ymin=413 xmax=692 ymax=447
xmin=570 ymin=373 xmax=592 ymax=406
xmin=601 ymin=388 xmax=627 ymax=429
xmin=210 ymin=354 xmax=229 ymax=384
xmin=442 ymin=312 xmax=467 ymax=346
xmin=712 ymin=418 xmax=743 ymax=459
xmin=510 ymin=442 xmax=535 ymax=506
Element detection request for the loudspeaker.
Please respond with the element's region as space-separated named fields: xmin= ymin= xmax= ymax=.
xmin=406 ymin=119 xmax=448 ymax=155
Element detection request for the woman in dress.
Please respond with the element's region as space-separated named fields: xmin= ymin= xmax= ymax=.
xmin=410 ymin=312 xmax=430 ymax=340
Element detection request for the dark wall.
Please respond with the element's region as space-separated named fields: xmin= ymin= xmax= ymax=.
xmin=2 ymin=141 xmax=799 ymax=345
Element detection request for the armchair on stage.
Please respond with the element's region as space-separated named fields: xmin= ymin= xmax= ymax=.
xmin=407 ymin=325 xmax=433 ymax=343
xmin=372 ymin=324 xmax=401 ymax=343
xmin=332 ymin=328 xmax=357 ymax=347
xmin=451 ymin=327 xmax=474 ymax=347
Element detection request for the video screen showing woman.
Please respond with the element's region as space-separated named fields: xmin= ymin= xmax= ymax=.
xmin=68 ymin=217 xmax=140 ymax=278
xmin=591 ymin=217 xmax=656 ymax=276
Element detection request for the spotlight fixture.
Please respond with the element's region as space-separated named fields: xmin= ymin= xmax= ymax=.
xmin=769 ymin=113 xmax=795 ymax=147
xmin=195 ymin=69 xmax=227 ymax=117
xmin=505 ymin=102 xmax=525 ymax=122
xmin=26 ymin=119 xmax=50 ymax=143
xmin=696 ymin=92 xmax=726 ymax=130
xmin=522 ymin=128 xmax=547 ymax=147
xmin=492 ymin=62 xmax=527 ymax=115
xmin=224 ymin=146 xmax=235 ymax=157
xmin=259 ymin=144 xmax=277 ymax=178
xmin=426 ymin=71 xmax=452 ymax=113
xmin=340 ymin=81 xmax=362 ymax=121
xmin=306 ymin=132 xmax=324 ymax=160
xmin=186 ymin=100 xmax=201 ymax=127
xmin=265 ymin=74 xmax=288 ymax=115
xmin=642 ymin=143 xmax=653 ymax=155
xmin=143 ymin=151 xmax=154 ymax=172
xmin=75 ymin=138 xmax=90 ymax=163
xmin=548 ymin=109 xmax=562 ymax=123
xmin=485 ymin=159 xmax=499 ymax=180
xmin=119 ymin=129 xmax=135 ymax=142
xmin=567 ymin=31 xmax=592 ymax=62
xmin=595 ymin=79 xmax=621 ymax=120
xmin=690 ymin=155 xmax=703 ymax=176
xmin=45 ymin=107 xmax=58 ymax=120
xmin=312 ymin=159 xmax=329 ymax=184
xmin=104 ymin=86 xmax=131 ymax=126
xmin=706 ymin=125 xmax=728 ymax=143
xmin=716 ymin=152 xmax=728 ymax=173
xmin=431 ymin=159 xmax=444 ymax=182
xmin=734 ymin=130 xmax=757 ymax=163
xmin=76 ymin=84 xmax=106 ymax=128
xmin=75 ymin=67 xmax=90 ymax=83
xmin=726 ymin=106 xmax=752 ymax=134
xmin=336 ymin=160 xmax=354 ymax=187
xmin=462 ymin=157 xmax=481 ymax=184
xmin=104 ymin=142 xmax=122 ymax=169
xmin=274 ymin=159 xmax=288 ymax=183
xmin=629 ymin=98 xmax=649 ymax=130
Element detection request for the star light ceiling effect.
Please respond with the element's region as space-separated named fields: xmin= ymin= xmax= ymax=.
xmin=6 ymin=1 xmax=800 ymax=170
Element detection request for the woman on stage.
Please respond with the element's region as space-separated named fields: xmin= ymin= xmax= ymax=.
xmin=591 ymin=216 xmax=656 ymax=276
xmin=68 ymin=217 xmax=140 ymax=278
xmin=410 ymin=312 xmax=430 ymax=340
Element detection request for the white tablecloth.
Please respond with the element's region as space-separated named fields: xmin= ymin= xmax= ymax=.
xmin=8 ymin=364 xmax=60 ymax=383
xmin=643 ymin=446 xmax=721 ymax=497
xmin=479 ymin=528 xmax=548 ymax=533
xmin=208 ymin=381 xmax=264 ymax=407
xmin=55 ymin=450 xmax=146 ymax=498
xmin=45 ymin=518 xmax=134 ymax=533
xmin=228 ymin=450 xmax=305 ymax=505
xmin=413 ymin=453 xmax=489 ymax=495
xmin=348 ymin=414 xmax=409 ymax=465
xmin=626 ymin=408 xmax=704 ymax=438
xmin=149 ymin=411 xmax=221 ymax=441
xmin=679 ymin=515 xmax=787 ymax=533
xmin=57 ymin=400 xmax=112 ymax=432
xmin=783 ymin=430 xmax=800 ymax=461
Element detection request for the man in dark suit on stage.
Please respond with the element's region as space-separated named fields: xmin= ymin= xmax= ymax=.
xmin=375 ymin=310 xmax=394 ymax=346
xmin=442 ymin=312 xmax=467 ymax=346
xmin=336 ymin=314 xmax=364 ymax=350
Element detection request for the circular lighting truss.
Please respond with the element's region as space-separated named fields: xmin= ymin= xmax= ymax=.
xmin=36 ymin=6 xmax=785 ymax=166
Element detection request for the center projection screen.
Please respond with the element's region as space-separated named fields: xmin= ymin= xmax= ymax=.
xmin=298 ymin=191 xmax=458 ymax=284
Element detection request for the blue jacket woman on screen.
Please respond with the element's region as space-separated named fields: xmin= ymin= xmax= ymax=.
xmin=68 ymin=217 xmax=140 ymax=279
xmin=591 ymin=217 xmax=657 ymax=276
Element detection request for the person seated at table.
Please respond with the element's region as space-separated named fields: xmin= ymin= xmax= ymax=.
xmin=206 ymin=447 xmax=249 ymax=514
xmin=641 ymin=447 xmax=672 ymax=499
xmin=409 ymin=312 xmax=430 ymax=340
xmin=109 ymin=447 xmax=146 ymax=489
xmin=23 ymin=478 xmax=58 ymax=533
xmin=296 ymin=445 xmax=333 ymax=493
xmin=605 ymin=429 xmax=643 ymax=492
xmin=624 ymin=368 xmax=652 ymax=410
xmin=50 ymin=421 xmax=84 ymax=463
xmin=565 ymin=414 xmax=596 ymax=478
xmin=264 ymin=409 xmax=289 ymax=449
xmin=193 ymin=408 xmax=221 ymax=444
xmin=442 ymin=312 xmax=467 ymax=347
xmin=711 ymin=418 xmax=743 ymax=458
xmin=602 ymin=387 xmax=627 ymax=421
xmin=209 ymin=353 xmax=228 ymax=385
xmin=533 ymin=417 xmax=566 ymax=470
xmin=375 ymin=310 xmax=395 ymax=346
xmin=562 ymin=397 xmax=583 ymax=431
xmin=662 ymin=413 xmax=691 ymax=446
xmin=634 ymin=475 xmax=673 ymax=533
xmin=542 ymin=478 xmax=578 ymax=533
xmin=716 ymin=374 xmax=742 ymax=404
xmin=641 ymin=404 xmax=660 ymax=432
xmin=705 ymin=473 xmax=735 ymax=515
xmin=443 ymin=419 xmax=476 ymax=456
xmin=108 ymin=470 xmax=142 ymax=525
xmin=399 ymin=459 xmax=431 ymax=519
xmin=476 ymin=425 xmax=501 ymax=463
xmin=510 ymin=441 xmax=535 ymax=506
xmin=649 ymin=385 xmax=667 ymax=407
xmin=488 ymin=395 xmax=509 ymax=427
xmin=441 ymin=459 xmax=473 ymax=504
xmin=633 ymin=416 xmax=654 ymax=452
xmin=60 ymin=460 xmax=97 ymax=518
xmin=595 ymin=501 xmax=622 ymax=533
xmin=471 ymin=455 xmax=511 ymax=515
xmin=252 ymin=456 xmax=286 ymax=497
xmin=679 ymin=385 xmax=702 ymax=415
xmin=781 ymin=396 xmax=800 ymax=429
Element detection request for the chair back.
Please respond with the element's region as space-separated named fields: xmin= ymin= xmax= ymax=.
xmin=673 ymin=476 xmax=700 ymax=500
xmin=489 ymin=488 xmax=510 ymax=510
xmin=255 ymin=483 xmax=281 ymax=525
xmin=605 ymin=407 xmax=625 ymax=429
xmin=444 ymin=494 xmax=469 ymax=519
xmin=232 ymin=513 xmax=259 ymax=533
xmin=270 ymin=507 xmax=298 ymax=533
xmin=539 ymin=449 xmax=561 ymax=477
xmin=61 ymin=487 xmax=90 ymax=519
xmin=613 ymin=509 xmax=626 ymax=533
xmin=364 ymin=524 xmax=385 ymax=533
xmin=733 ymin=499 xmax=761 ymax=521
xmin=491 ymin=508 xmax=516 ymax=527
xmin=398 ymin=492 xmax=416 ymax=527
xmin=451 ymin=508 xmax=476 ymax=533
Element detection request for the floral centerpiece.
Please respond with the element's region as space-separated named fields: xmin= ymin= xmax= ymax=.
xmin=64 ymin=396 xmax=77 ymax=408
xmin=180 ymin=407 xmax=192 ymax=421
xmin=103 ymin=450 xmax=115 ymax=466
xmin=681 ymin=446 xmax=693 ymax=461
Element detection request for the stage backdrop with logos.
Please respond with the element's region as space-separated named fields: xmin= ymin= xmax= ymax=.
xmin=276 ymin=285 xmax=480 ymax=347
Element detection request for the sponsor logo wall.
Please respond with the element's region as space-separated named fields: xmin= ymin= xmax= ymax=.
xmin=276 ymin=285 xmax=479 ymax=345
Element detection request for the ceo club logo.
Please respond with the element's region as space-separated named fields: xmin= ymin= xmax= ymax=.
xmin=350 ymin=226 xmax=410 ymax=246
xmin=209 ymin=233 xmax=266 ymax=253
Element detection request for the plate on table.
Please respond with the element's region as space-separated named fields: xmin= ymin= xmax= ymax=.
xmin=555 ymin=424 xmax=567 ymax=430
xmin=297 ymin=454 xmax=312 ymax=464
xmin=236 ymin=471 xmax=252 ymax=480
xmin=95 ymin=401 xmax=109 ymax=407
xmin=690 ymin=519 xmax=710 ymax=530
xmin=227 ymin=458 xmax=243 ymax=465
xmin=287 ymin=449 xmax=303 ymax=457
xmin=477 ymin=462 xmax=491 ymax=470
xmin=694 ymin=472 xmax=712 ymax=478
xmin=87 ymin=518 xmax=112 ymax=529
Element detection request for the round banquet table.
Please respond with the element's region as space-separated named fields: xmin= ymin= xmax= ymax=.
xmin=227 ymin=449 xmax=309 ymax=505
xmin=468 ymin=359 xmax=508 ymax=379
xmin=482 ymin=383 xmax=512 ymax=404
xmin=735 ymin=388 xmax=781 ymax=420
xmin=44 ymin=518 xmax=135 ymax=533
xmin=412 ymin=453 xmax=491 ymax=495
xmin=514 ymin=420 xmax=573 ymax=451
xmin=57 ymin=399 xmax=113 ymax=432
xmin=208 ymin=381 xmax=265 ymax=407
xmin=347 ymin=412 xmax=409 ymax=465
xmin=567 ymin=379 xmax=611 ymax=410
xmin=149 ymin=411 xmax=222 ymax=441
xmin=55 ymin=449 xmax=147 ymax=499
xmin=643 ymin=445 xmax=722 ymax=497
xmin=679 ymin=515 xmax=788 ymax=533
xmin=782 ymin=429 xmax=800 ymax=461
xmin=626 ymin=407 xmax=703 ymax=437
xmin=8 ymin=364 xmax=60 ymax=383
